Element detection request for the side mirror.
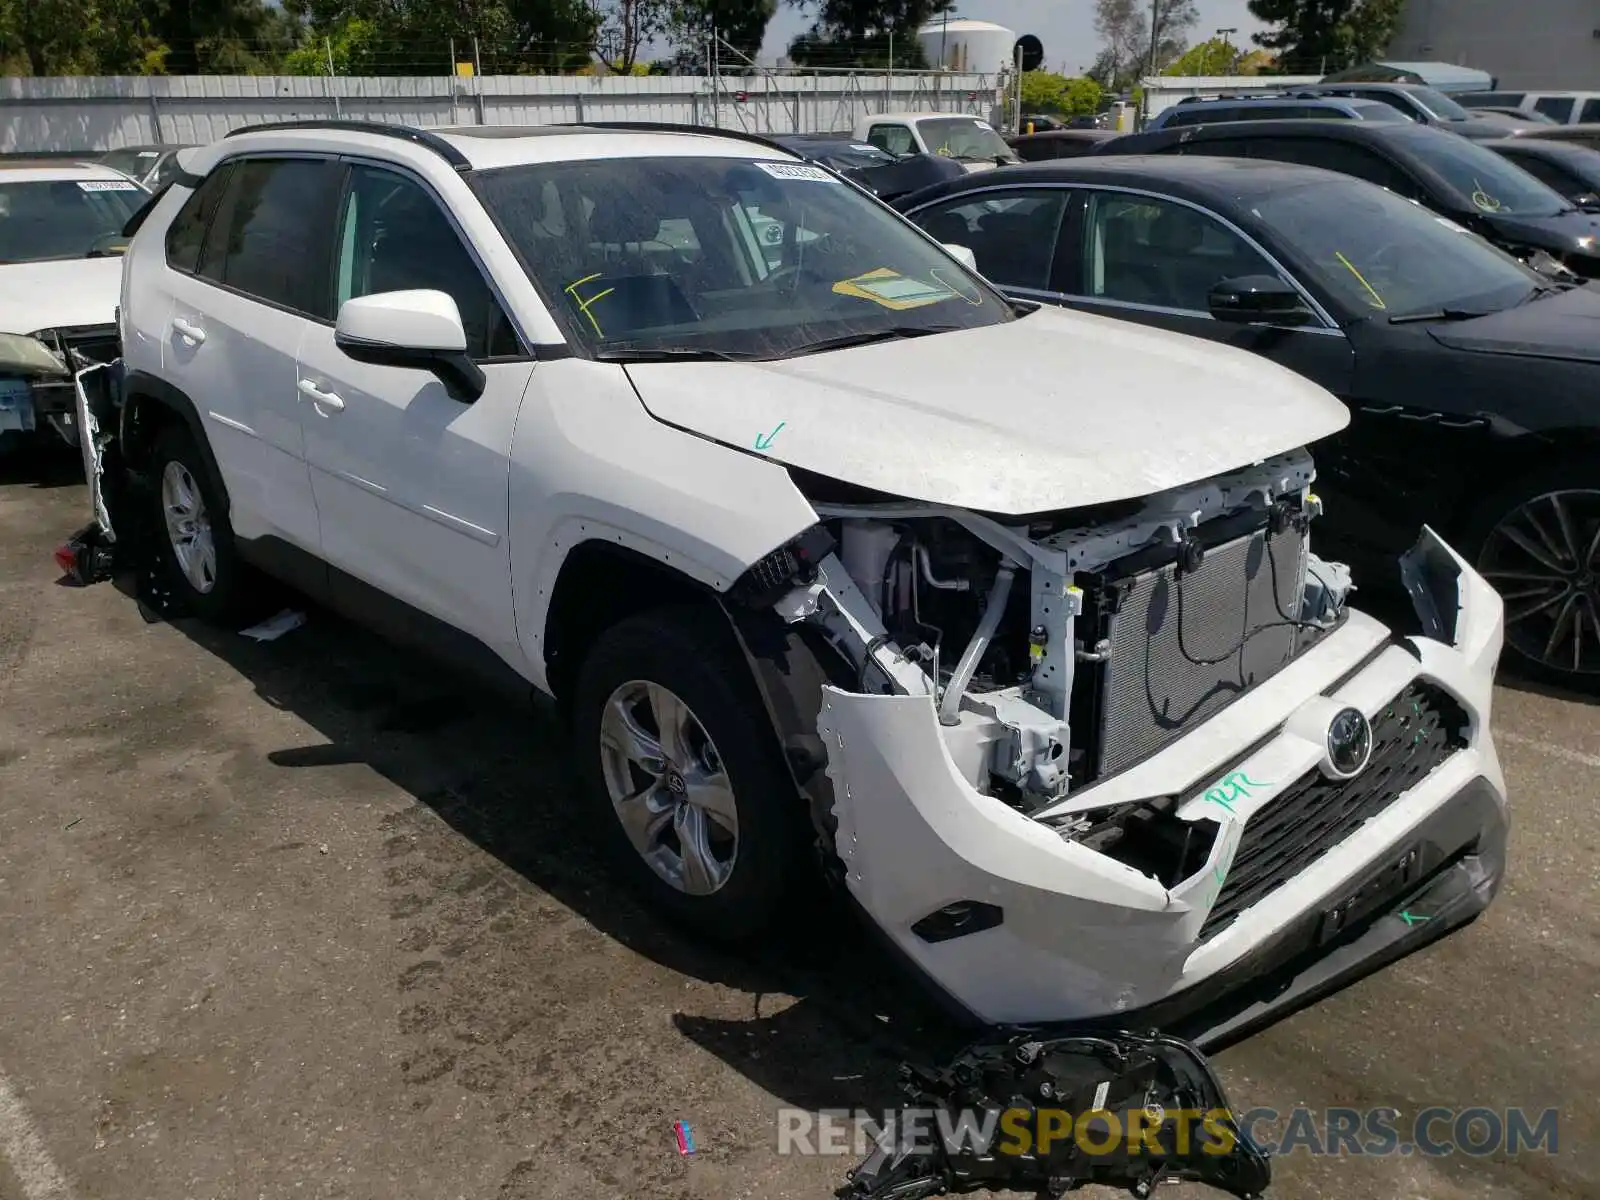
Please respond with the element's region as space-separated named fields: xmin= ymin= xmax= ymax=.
xmin=942 ymin=243 xmax=979 ymax=271
xmin=1574 ymin=191 xmax=1600 ymax=213
xmin=1207 ymin=274 xmax=1314 ymax=326
xmin=334 ymin=289 xmax=485 ymax=402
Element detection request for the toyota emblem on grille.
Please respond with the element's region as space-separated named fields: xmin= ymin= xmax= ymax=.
xmin=1325 ymin=707 xmax=1373 ymax=779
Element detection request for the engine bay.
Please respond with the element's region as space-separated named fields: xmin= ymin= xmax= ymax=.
xmin=745 ymin=449 xmax=1355 ymax=846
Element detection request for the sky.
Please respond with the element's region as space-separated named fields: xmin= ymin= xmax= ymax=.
xmin=758 ymin=1 xmax=1273 ymax=75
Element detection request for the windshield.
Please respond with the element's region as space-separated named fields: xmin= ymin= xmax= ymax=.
xmin=474 ymin=156 xmax=1011 ymax=360
xmin=915 ymin=118 xmax=1014 ymax=162
xmin=1400 ymin=128 xmax=1572 ymax=216
xmin=1251 ymin=179 xmax=1540 ymax=319
xmin=0 ymin=178 xmax=143 ymax=263
xmin=1407 ymin=87 xmax=1471 ymax=120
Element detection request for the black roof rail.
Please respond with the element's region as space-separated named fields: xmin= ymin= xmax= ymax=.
xmin=556 ymin=121 xmax=801 ymax=159
xmin=222 ymin=119 xmax=471 ymax=171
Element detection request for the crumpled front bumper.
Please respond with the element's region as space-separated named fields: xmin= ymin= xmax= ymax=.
xmin=816 ymin=528 xmax=1506 ymax=1043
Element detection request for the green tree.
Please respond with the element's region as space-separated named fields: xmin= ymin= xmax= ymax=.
xmin=0 ymin=0 xmax=152 ymax=74
xmin=664 ymin=0 xmax=776 ymax=68
xmin=784 ymin=0 xmax=951 ymax=69
xmin=1019 ymin=72 xmax=1102 ymax=118
xmin=1162 ymin=36 xmax=1238 ymax=76
xmin=1246 ymin=0 xmax=1405 ymax=74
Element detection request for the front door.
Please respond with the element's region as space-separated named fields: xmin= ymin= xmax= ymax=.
xmin=294 ymin=159 xmax=532 ymax=663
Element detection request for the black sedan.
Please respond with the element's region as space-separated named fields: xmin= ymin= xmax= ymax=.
xmin=1095 ymin=119 xmax=1600 ymax=279
xmin=768 ymin=133 xmax=965 ymax=203
xmin=1484 ymin=137 xmax=1600 ymax=210
xmin=895 ymin=155 xmax=1600 ymax=685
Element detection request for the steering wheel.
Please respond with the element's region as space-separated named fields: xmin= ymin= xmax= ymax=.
xmin=763 ymin=261 xmax=832 ymax=296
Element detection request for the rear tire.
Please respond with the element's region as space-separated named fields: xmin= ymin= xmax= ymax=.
xmin=572 ymin=606 xmax=807 ymax=943
xmin=148 ymin=424 xmax=252 ymax=624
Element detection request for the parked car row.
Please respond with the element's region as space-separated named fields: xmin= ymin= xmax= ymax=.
xmin=891 ymin=107 xmax=1600 ymax=688
xmin=0 ymin=120 xmax=1511 ymax=1072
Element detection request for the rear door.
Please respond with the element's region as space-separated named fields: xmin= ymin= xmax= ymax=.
xmin=162 ymin=155 xmax=339 ymax=555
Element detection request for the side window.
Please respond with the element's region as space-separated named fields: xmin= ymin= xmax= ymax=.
xmin=910 ymin=189 xmax=1069 ymax=291
xmin=164 ymin=164 xmax=233 ymax=274
xmin=1079 ymin=192 xmax=1279 ymax=313
xmin=201 ymin=157 xmax=336 ymax=317
xmin=1533 ymin=96 xmax=1575 ymax=122
xmin=335 ymin=163 xmax=519 ymax=360
xmin=868 ymin=124 xmax=915 ymax=156
xmin=1580 ymin=98 xmax=1600 ymax=123
xmin=1365 ymin=93 xmax=1414 ymax=118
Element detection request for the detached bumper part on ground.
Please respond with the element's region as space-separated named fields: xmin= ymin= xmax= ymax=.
xmin=813 ymin=526 xmax=1505 ymax=1039
xmin=839 ymin=1030 xmax=1272 ymax=1200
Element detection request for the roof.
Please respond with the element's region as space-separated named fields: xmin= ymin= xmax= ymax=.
xmin=1322 ymin=61 xmax=1494 ymax=92
xmin=208 ymin=120 xmax=803 ymax=174
xmin=895 ymin=153 xmax=1352 ymax=212
xmin=1006 ymin=129 xmax=1118 ymax=143
xmin=0 ymin=159 xmax=143 ymax=183
xmin=1114 ymin=117 xmax=1449 ymax=155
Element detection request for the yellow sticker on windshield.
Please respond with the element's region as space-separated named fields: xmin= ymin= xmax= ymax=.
xmin=832 ymin=267 xmax=958 ymax=310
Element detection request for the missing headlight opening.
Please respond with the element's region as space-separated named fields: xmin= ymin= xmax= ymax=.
xmin=733 ymin=450 xmax=1355 ymax=885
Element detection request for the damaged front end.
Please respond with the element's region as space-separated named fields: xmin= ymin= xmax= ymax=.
xmin=0 ymin=324 xmax=120 ymax=450
xmin=838 ymin=1030 xmax=1271 ymax=1200
xmin=720 ymin=445 xmax=1506 ymax=1040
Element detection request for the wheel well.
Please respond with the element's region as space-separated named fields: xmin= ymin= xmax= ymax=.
xmin=1449 ymin=429 xmax=1600 ymax=542
xmin=542 ymin=540 xmax=723 ymax=704
xmin=118 ymin=380 xmax=231 ymax=516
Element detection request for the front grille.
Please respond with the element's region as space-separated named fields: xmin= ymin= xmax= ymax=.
xmin=1087 ymin=515 xmax=1308 ymax=778
xmin=1199 ymin=681 xmax=1470 ymax=941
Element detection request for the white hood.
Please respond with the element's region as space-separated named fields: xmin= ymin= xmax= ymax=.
xmin=0 ymin=258 xmax=122 ymax=334
xmin=624 ymin=306 xmax=1350 ymax=515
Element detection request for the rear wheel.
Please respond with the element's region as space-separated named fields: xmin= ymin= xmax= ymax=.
xmin=572 ymin=607 xmax=806 ymax=942
xmin=1464 ymin=467 xmax=1600 ymax=688
xmin=148 ymin=424 xmax=251 ymax=623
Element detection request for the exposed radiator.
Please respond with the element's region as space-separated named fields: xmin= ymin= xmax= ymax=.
xmin=1079 ymin=512 xmax=1309 ymax=780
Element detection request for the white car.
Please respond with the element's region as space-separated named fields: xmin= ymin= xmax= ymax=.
xmin=0 ymin=159 xmax=144 ymax=450
xmin=111 ymin=120 xmax=1507 ymax=1044
xmin=853 ymin=111 xmax=1021 ymax=171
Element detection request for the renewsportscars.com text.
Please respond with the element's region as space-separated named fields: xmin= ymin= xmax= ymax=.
xmin=775 ymin=1106 xmax=1559 ymax=1160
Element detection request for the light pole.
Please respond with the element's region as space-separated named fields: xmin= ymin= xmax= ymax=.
xmin=1215 ymin=26 xmax=1238 ymax=75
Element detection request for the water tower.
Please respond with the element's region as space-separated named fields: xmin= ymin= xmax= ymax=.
xmin=917 ymin=16 xmax=1019 ymax=74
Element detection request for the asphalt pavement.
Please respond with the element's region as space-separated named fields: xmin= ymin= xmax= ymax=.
xmin=0 ymin=445 xmax=1594 ymax=1200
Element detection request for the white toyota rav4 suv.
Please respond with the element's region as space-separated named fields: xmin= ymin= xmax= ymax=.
xmin=115 ymin=119 xmax=1507 ymax=1045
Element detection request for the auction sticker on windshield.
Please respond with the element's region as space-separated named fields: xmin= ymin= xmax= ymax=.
xmin=77 ymin=180 xmax=139 ymax=192
xmin=832 ymin=267 xmax=960 ymax=310
xmin=755 ymin=162 xmax=838 ymax=183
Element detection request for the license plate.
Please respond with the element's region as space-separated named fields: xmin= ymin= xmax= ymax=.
xmin=1318 ymin=844 xmax=1422 ymax=944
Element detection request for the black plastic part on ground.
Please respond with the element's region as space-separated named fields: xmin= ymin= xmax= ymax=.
xmin=837 ymin=1030 xmax=1271 ymax=1199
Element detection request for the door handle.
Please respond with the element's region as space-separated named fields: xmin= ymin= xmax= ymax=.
xmin=297 ymin=378 xmax=346 ymax=412
xmin=171 ymin=317 xmax=205 ymax=345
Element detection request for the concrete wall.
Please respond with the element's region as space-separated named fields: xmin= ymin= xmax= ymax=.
xmin=0 ymin=71 xmax=997 ymax=155
xmin=1389 ymin=0 xmax=1600 ymax=89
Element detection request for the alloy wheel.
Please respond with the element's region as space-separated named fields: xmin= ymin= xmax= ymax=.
xmin=597 ymin=680 xmax=740 ymax=896
xmin=161 ymin=460 xmax=216 ymax=595
xmin=1479 ymin=488 xmax=1600 ymax=675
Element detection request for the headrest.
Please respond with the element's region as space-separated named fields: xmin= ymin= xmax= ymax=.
xmin=584 ymin=190 xmax=664 ymax=245
xmin=1146 ymin=205 xmax=1208 ymax=254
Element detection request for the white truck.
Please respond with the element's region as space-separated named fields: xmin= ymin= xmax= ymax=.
xmin=853 ymin=110 xmax=1022 ymax=171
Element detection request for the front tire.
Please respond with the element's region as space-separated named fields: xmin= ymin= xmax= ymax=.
xmin=148 ymin=424 xmax=250 ymax=624
xmin=1463 ymin=465 xmax=1600 ymax=689
xmin=572 ymin=606 xmax=807 ymax=943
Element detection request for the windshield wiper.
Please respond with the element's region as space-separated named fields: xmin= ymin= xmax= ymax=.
xmin=1516 ymin=280 xmax=1579 ymax=304
xmin=1386 ymin=307 xmax=1491 ymax=325
xmin=788 ymin=325 xmax=959 ymax=357
xmin=593 ymin=346 xmax=750 ymax=363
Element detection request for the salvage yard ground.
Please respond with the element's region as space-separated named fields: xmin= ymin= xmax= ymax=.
xmin=0 ymin=447 xmax=1596 ymax=1200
